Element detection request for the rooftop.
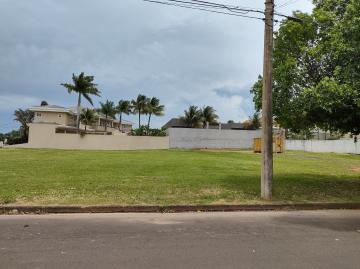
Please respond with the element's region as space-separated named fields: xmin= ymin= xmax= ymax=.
xmin=30 ymin=105 xmax=134 ymax=125
xmin=29 ymin=105 xmax=74 ymax=114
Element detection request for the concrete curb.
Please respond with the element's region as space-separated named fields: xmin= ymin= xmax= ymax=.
xmin=1 ymin=203 xmax=360 ymax=215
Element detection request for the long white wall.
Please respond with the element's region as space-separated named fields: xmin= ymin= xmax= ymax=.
xmin=25 ymin=124 xmax=169 ymax=150
xmin=168 ymin=128 xmax=262 ymax=149
xmin=20 ymin=124 xmax=360 ymax=154
xmin=286 ymin=139 xmax=360 ymax=154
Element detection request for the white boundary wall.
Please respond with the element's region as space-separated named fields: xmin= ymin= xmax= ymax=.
xmin=286 ymin=139 xmax=360 ymax=154
xmin=23 ymin=123 xmax=169 ymax=150
xmin=168 ymin=128 xmax=262 ymax=149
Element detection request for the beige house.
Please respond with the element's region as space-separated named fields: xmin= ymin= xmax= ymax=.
xmin=21 ymin=105 xmax=169 ymax=150
xmin=29 ymin=105 xmax=133 ymax=135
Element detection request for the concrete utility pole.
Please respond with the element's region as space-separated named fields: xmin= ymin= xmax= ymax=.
xmin=261 ymin=0 xmax=274 ymax=200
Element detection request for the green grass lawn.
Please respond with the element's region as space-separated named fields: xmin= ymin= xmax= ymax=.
xmin=0 ymin=149 xmax=359 ymax=205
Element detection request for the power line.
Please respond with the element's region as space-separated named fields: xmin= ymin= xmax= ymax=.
xmin=143 ymin=0 xmax=265 ymax=21
xmin=151 ymin=0 xmax=265 ymax=16
xmin=192 ymin=0 xmax=258 ymax=11
xmin=143 ymin=0 xmax=302 ymax=23
xmin=179 ymin=0 xmax=264 ymax=14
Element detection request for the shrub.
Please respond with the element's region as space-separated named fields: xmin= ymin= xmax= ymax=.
xmin=0 ymin=129 xmax=28 ymax=145
xmin=130 ymin=126 xmax=167 ymax=137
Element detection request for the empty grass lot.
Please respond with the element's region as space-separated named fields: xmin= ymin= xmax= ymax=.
xmin=0 ymin=149 xmax=359 ymax=205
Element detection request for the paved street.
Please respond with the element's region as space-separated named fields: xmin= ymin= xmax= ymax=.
xmin=0 ymin=210 xmax=359 ymax=269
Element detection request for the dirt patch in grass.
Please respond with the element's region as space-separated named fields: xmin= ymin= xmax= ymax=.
xmin=199 ymin=188 xmax=223 ymax=195
xmin=349 ymin=167 xmax=360 ymax=173
xmin=198 ymin=149 xmax=251 ymax=153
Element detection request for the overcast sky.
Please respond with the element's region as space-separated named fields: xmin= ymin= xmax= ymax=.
xmin=0 ymin=0 xmax=313 ymax=132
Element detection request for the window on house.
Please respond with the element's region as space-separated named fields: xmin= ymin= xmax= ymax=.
xmin=58 ymin=114 xmax=62 ymax=117
xmin=36 ymin=113 xmax=41 ymax=117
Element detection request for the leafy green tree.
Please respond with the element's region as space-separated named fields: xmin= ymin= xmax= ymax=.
xmin=182 ymin=106 xmax=202 ymax=128
xmin=116 ymin=100 xmax=131 ymax=132
xmin=14 ymin=109 xmax=34 ymax=140
xmin=61 ymin=73 xmax=101 ymax=130
xmin=99 ymin=100 xmax=116 ymax=132
xmin=145 ymin=97 xmax=165 ymax=132
xmin=131 ymin=94 xmax=147 ymax=129
xmin=251 ymin=12 xmax=318 ymax=133
xmin=200 ymin=106 xmax=218 ymax=128
xmin=302 ymin=78 xmax=360 ymax=135
xmin=80 ymin=108 xmax=98 ymax=131
xmin=251 ymin=1 xmax=360 ymax=135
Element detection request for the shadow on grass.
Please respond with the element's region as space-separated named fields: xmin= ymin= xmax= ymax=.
xmin=218 ymin=173 xmax=360 ymax=202
xmin=1 ymin=173 xmax=359 ymax=205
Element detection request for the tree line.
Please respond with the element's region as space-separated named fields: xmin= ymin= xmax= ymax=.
xmin=251 ymin=0 xmax=360 ymax=138
xmin=61 ymin=72 xmax=165 ymax=134
xmin=181 ymin=105 xmax=218 ymax=128
xmin=79 ymin=96 xmax=164 ymax=133
xmin=7 ymin=72 xmax=165 ymax=143
xmin=2 ymin=109 xmax=35 ymax=145
xmin=181 ymin=105 xmax=260 ymax=130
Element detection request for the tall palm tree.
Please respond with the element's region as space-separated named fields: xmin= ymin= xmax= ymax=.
xmin=80 ymin=108 xmax=98 ymax=131
xmin=116 ymin=100 xmax=131 ymax=132
xmin=14 ymin=109 xmax=34 ymax=139
xmin=99 ymin=100 xmax=116 ymax=132
xmin=61 ymin=72 xmax=101 ymax=130
xmin=131 ymin=94 xmax=147 ymax=129
xmin=182 ymin=105 xmax=202 ymax=128
xmin=200 ymin=106 xmax=218 ymax=128
xmin=145 ymin=97 xmax=165 ymax=132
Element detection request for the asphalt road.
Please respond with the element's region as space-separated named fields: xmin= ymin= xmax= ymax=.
xmin=0 ymin=210 xmax=359 ymax=269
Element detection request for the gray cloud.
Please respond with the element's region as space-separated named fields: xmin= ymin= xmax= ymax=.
xmin=0 ymin=0 xmax=313 ymax=131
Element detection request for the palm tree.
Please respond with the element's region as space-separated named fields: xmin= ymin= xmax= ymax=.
xmin=99 ymin=100 xmax=116 ymax=132
xmin=200 ymin=106 xmax=218 ymax=128
xmin=145 ymin=97 xmax=165 ymax=132
xmin=61 ymin=72 xmax=101 ymax=131
xmin=131 ymin=94 xmax=147 ymax=129
xmin=182 ymin=105 xmax=202 ymax=128
xmin=80 ymin=108 xmax=98 ymax=131
xmin=14 ymin=109 xmax=34 ymax=139
xmin=116 ymin=100 xmax=131 ymax=132
xmin=40 ymin=101 xmax=48 ymax=106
